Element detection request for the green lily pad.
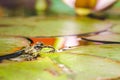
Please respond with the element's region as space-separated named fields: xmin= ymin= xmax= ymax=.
xmin=41 ymin=53 xmax=120 ymax=80
xmin=0 ymin=57 xmax=68 ymax=80
xmin=82 ymin=31 xmax=120 ymax=43
xmin=106 ymin=19 xmax=120 ymax=33
xmin=1 ymin=52 xmax=120 ymax=80
xmin=0 ymin=17 xmax=109 ymax=37
xmin=57 ymin=54 xmax=120 ymax=80
xmin=65 ymin=44 xmax=120 ymax=61
xmin=0 ymin=36 xmax=30 ymax=56
xmin=111 ymin=24 xmax=120 ymax=34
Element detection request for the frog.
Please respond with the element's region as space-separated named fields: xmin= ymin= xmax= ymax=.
xmin=21 ymin=42 xmax=56 ymax=61
xmin=0 ymin=42 xmax=56 ymax=61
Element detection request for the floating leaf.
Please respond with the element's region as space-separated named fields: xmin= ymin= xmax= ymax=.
xmin=0 ymin=17 xmax=109 ymax=37
xmin=65 ymin=44 xmax=120 ymax=61
xmin=0 ymin=36 xmax=30 ymax=56
xmin=0 ymin=57 xmax=68 ymax=80
xmin=81 ymin=31 xmax=120 ymax=43
xmin=41 ymin=53 xmax=120 ymax=80
xmin=1 ymin=43 xmax=120 ymax=80
xmin=57 ymin=54 xmax=120 ymax=80
xmin=111 ymin=24 xmax=120 ymax=34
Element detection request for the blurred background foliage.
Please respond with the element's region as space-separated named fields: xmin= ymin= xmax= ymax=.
xmin=0 ymin=0 xmax=75 ymax=16
xmin=0 ymin=0 xmax=119 ymax=18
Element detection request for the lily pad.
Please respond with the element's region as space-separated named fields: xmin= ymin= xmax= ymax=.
xmin=81 ymin=31 xmax=120 ymax=43
xmin=0 ymin=36 xmax=31 ymax=56
xmin=1 ymin=52 xmax=120 ymax=80
xmin=0 ymin=17 xmax=109 ymax=37
xmin=41 ymin=53 xmax=120 ymax=80
xmin=0 ymin=57 xmax=68 ymax=80
xmin=110 ymin=24 xmax=120 ymax=34
xmin=65 ymin=44 xmax=120 ymax=61
xmin=57 ymin=54 xmax=120 ymax=80
xmin=106 ymin=19 xmax=120 ymax=33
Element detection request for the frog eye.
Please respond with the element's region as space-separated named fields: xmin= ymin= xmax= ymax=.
xmin=33 ymin=42 xmax=44 ymax=49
